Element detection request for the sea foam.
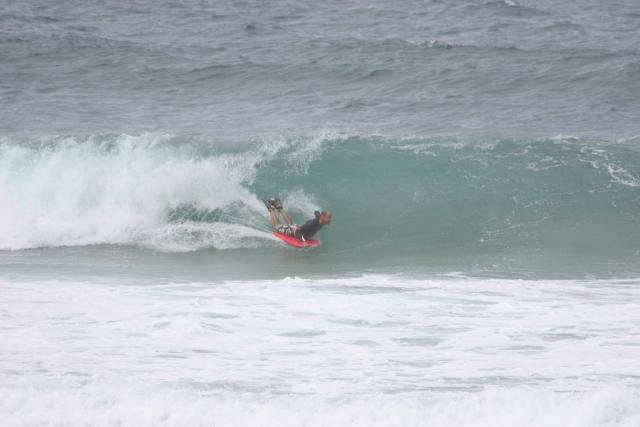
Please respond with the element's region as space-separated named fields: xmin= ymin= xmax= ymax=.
xmin=3 ymin=387 xmax=639 ymax=427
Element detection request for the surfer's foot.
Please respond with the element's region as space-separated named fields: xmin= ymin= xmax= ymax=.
xmin=268 ymin=197 xmax=283 ymax=210
xmin=263 ymin=199 xmax=275 ymax=211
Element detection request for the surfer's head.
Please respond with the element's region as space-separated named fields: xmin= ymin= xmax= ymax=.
xmin=319 ymin=210 xmax=332 ymax=225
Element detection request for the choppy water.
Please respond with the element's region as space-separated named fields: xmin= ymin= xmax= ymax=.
xmin=2 ymin=0 xmax=640 ymax=425
xmin=2 ymin=0 xmax=640 ymax=138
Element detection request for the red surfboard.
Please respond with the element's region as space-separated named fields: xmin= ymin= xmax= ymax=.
xmin=274 ymin=232 xmax=320 ymax=248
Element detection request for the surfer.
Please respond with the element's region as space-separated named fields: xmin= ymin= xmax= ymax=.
xmin=264 ymin=197 xmax=332 ymax=242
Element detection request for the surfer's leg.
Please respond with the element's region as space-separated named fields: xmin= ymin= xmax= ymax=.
xmin=268 ymin=209 xmax=282 ymax=227
xmin=280 ymin=208 xmax=294 ymax=226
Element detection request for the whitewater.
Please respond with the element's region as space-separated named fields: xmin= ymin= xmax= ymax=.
xmin=2 ymin=0 xmax=640 ymax=425
xmin=3 ymin=275 xmax=640 ymax=426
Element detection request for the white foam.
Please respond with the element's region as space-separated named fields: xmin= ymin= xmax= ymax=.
xmin=0 ymin=134 xmax=330 ymax=251
xmin=2 ymin=387 xmax=639 ymax=427
xmin=607 ymin=164 xmax=640 ymax=187
xmin=282 ymin=189 xmax=320 ymax=216
xmin=577 ymin=144 xmax=640 ymax=188
xmin=1 ymin=275 xmax=639 ymax=425
xmin=282 ymin=133 xmax=335 ymax=174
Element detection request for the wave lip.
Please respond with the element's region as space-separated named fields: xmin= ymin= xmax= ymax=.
xmin=0 ymin=133 xmax=334 ymax=252
xmin=0 ymin=134 xmax=268 ymax=251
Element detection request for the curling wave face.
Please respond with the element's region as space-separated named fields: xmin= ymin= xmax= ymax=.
xmin=1 ymin=133 xmax=640 ymax=277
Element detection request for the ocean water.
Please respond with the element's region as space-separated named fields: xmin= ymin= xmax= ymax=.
xmin=2 ymin=0 xmax=640 ymax=426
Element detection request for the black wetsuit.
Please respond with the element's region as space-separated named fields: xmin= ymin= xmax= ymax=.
xmin=298 ymin=213 xmax=323 ymax=240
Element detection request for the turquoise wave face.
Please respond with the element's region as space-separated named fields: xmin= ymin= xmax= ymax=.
xmin=1 ymin=134 xmax=639 ymax=278
xmin=252 ymin=136 xmax=640 ymax=277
